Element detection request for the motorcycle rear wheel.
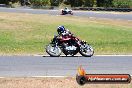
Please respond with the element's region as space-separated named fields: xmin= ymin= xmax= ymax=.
xmin=46 ymin=44 xmax=62 ymax=57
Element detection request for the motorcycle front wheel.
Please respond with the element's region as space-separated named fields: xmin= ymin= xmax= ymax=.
xmin=79 ymin=44 xmax=94 ymax=57
xmin=46 ymin=44 xmax=62 ymax=57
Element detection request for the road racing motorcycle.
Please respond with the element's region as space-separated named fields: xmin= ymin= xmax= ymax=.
xmin=61 ymin=9 xmax=73 ymax=15
xmin=46 ymin=34 xmax=94 ymax=57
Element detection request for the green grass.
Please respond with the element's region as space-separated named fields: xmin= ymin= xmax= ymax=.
xmin=0 ymin=12 xmax=132 ymax=55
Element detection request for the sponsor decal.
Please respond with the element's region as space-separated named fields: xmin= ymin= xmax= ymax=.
xmin=76 ymin=66 xmax=131 ymax=85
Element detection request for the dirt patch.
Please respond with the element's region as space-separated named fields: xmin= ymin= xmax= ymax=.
xmin=0 ymin=77 xmax=131 ymax=88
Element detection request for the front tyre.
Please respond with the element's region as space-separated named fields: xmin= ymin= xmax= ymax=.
xmin=70 ymin=13 xmax=73 ymax=15
xmin=79 ymin=44 xmax=94 ymax=57
xmin=46 ymin=44 xmax=62 ymax=57
xmin=70 ymin=12 xmax=73 ymax=15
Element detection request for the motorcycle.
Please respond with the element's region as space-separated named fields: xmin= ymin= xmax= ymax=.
xmin=46 ymin=34 xmax=94 ymax=57
xmin=61 ymin=9 xmax=73 ymax=15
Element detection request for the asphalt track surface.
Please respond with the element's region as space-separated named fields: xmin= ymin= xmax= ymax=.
xmin=0 ymin=7 xmax=132 ymax=20
xmin=0 ymin=56 xmax=132 ymax=77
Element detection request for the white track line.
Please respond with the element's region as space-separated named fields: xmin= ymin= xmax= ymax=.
xmin=95 ymin=55 xmax=132 ymax=56
xmin=34 ymin=55 xmax=132 ymax=57
xmin=0 ymin=77 xmax=5 ymax=78
xmin=1 ymin=54 xmax=132 ymax=56
xmin=31 ymin=76 xmax=68 ymax=78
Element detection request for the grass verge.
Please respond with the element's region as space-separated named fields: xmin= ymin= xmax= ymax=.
xmin=0 ymin=12 xmax=132 ymax=55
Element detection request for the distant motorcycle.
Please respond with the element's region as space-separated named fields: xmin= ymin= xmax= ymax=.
xmin=46 ymin=34 xmax=94 ymax=57
xmin=61 ymin=8 xmax=73 ymax=15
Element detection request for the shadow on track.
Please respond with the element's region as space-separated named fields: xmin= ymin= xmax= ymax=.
xmin=42 ymin=55 xmax=83 ymax=57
